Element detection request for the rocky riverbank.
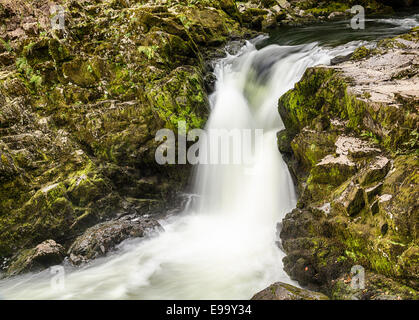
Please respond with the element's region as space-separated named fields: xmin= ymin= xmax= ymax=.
xmin=276 ymin=27 xmax=418 ymax=299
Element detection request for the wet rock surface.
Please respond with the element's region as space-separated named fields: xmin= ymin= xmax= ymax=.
xmin=68 ymin=217 xmax=162 ymax=265
xmin=277 ymin=28 xmax=419 ymax=299
xmin=6 ymin=240 xmax=65 ymax=276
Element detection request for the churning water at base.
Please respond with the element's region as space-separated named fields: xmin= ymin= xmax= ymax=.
xmin=1 ymin=14 xmax=417 ymax=299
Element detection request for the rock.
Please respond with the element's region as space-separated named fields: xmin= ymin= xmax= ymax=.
xmin=262 ymin=12 xmax=278 ymax=31
xmin=334 ymin=183 xmax=366 ymax=216
xmin=260 ymin=0 xmax=277 ymax=8
xmin=310 ymin=154 xmax=356 ymax=186
xmin=290 ymin=130 xmax=337 ymax=171
xmin=271 ymin=5 xmax=281 ymax=14
xmin=328 ymin=11 xmax=345 ymax=20
xmin=0 ymin=51 xmax=14 ymax=66
xmin=7 ymin=240 xmax=65 ymax=276
xmin=370 ymin=198 xmax=380 ymax=214
xmin=277 ymin=129 xmax=293 ymax=153
xmin=68 ymin=217 xmax=162 ymax=265
xmin=331 ymin=271 xmax=417 ymax=300
xmin=241 ymin=8 xmax=268 ymax=30
xmin=48 ymin=38 xmax=70 ymax=62
xmin=397 ymin=246 xmax=419 ymax=284
xmin=62 ymin=58 xmax=107 ymax=88
xmin=251 ymin=282 xmax=329 ymax=300
xmin=330 ymin=53 xmax=352 ymax=65
xmin=334 ymin=135 xmax=380 ymax=159
xmin=280 ymin=207 xmax=348 ymax=288
xmin=359 ymin=156 xmax=391 ymax=186
xmin=365 ymin=182 xmax=383 ymax=202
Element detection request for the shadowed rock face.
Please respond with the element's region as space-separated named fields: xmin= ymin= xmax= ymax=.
xmin=251 ymin=282 xmax=329 ymax=300
xmin=277 ymin=28 xmax=418 ymax=299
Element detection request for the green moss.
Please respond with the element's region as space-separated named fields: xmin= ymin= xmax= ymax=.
xmin=0 ymin=38 xmax=12 ymax=52
xmin=279 ymin=67 xmax=365 ymax=134
xmin=15 ymin=57 xmax=45 ymax=91
xmin=62 ymin=58 xmax=106 ymax=87
xmin=351 ymin=46 xmax=371 ymax=60
xmin=146 ymin=66 xmax=207 ymax=130
xmin=138 ymin=45 xmax=159 ymax=59
xmin=67 ymin=173 xmax=110 ymax=207
xmin=1 ymin=153 xmax=9 ymax=166
xmin=305 ymin=2 xmax=350 ymax=17
xmin=310 ymin=165 xmax=347 ymax=186
xmin=29 ymin=74 xmax=43 ymax=88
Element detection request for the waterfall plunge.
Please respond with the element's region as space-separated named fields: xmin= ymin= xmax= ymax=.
xmin=0 ymin=39 xmax=361 ymax=300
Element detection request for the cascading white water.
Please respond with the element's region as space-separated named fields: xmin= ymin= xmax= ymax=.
xmin=0 ymin=33 xmax=397 ymax=299
xmin=377 ymin=13 xmax=419 ymax=29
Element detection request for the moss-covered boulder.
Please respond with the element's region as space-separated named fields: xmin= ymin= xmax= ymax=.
xmin=68 ymin=216 xmax=162 ymax=265
xmin=6 ymin=240 xmax=65 ymax=276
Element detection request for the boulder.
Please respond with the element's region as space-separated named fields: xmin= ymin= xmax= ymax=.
xmin=68 ymin=217 xmax=162 ymax=265
xmin=277 ymin=129 xmax=293 ymax=153
xmin=7 ymin=240 xmax=65 ymax=276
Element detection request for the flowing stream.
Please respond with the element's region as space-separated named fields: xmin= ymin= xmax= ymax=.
xmin=0 ymin=13 xmax=418 ymax=299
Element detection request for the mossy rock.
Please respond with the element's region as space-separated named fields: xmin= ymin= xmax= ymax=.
xmin=6 ymin=240 xmax=65 ymax=276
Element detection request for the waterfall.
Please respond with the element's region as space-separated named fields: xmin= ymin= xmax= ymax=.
xmin=0 ymin=31 xmax=395 ymax=300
